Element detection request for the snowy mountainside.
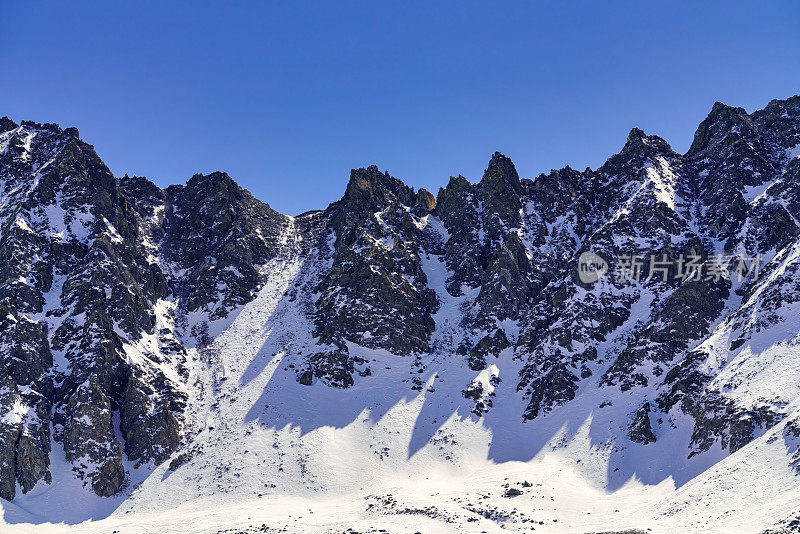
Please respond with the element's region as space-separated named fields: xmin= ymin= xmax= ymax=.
xmin=1 ymin=96 xmax=800 ymax=532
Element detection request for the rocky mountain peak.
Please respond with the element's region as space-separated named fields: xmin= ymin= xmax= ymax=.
xmin=687 ymin=101 xmax=758 ymax=157
xmin=626 ymin=126 xmax=647 ymax=142
xmin=414 ymin=187 xmax=436 ymax=213
xmin=0 ymin=117 xmax=17 ymax=132
xmin=342 ymin=164 xmax=415 ymax=209
xmin=753 ymin=95 xmax=800 ymax=154
xmin=478 ymin=151 xmax=522 ymax=196
xmin=619 ymin=127 xmax=674 ymax=158
xmin=177 ymin=171 xmax=248 ymax=206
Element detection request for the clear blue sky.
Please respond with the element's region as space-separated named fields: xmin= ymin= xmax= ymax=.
xmin=3 ymin=1 xmax=799 ymax=215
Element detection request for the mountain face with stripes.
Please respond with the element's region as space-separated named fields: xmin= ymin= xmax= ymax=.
xmin=1 ymin=96 xmax=800 ymax=532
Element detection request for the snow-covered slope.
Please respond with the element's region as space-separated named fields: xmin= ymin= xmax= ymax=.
xmin=1 ymin=96 xmax=800 ymax=533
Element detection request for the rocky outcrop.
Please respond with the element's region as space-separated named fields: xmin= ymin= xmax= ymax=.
xmin=629 ymin=403 xmax=657 ymax=444
xmin=63 ymin=375 xmax=125 ymax=497
xmin=162 ymin=171 xmax=289 ymax=319
xmin=436 ymin=152 xmax=531 ymax=318
xmin=309 ymin=166 xmax=438 ymax=386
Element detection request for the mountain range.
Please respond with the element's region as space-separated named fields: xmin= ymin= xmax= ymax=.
xmin=1 ymin=95 xmax=800 ymax=532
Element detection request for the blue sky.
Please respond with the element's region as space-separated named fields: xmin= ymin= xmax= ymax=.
xmin=3 ymin=1 xmax=799 ymax=215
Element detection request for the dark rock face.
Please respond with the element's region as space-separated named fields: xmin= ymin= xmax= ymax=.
xmin=63 ymin=375 xmax=125 ymax=497
xmin=601 ymin=258 xmax=731 ymax=391
xmin=309 ymin=166 xmax=438 ymax=387
xmin=436 ymin=153 xmax=533 ymax=323
xmin=629 ymin=403 xmax=657 ymax=444
xmin=0 ymin=378 xmax=51 ymax=501
xmin=515 ymin=130 xmax=691 ymax=418
xmin=1 ymin=94 xmax=800 ymax=501
xmin=509 ymin=96 xmax=800 ymax=455
xmin=0 ymin=120 xmax=285 ymax=498
xmin=120 ymin=371 xmax=181 ymax=466
xmin=468 ymin=330 xmax=510 ymax=372
xmin=162 ymin=172 xmax=289 ymax=319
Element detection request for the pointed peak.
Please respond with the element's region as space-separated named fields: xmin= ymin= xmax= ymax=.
xmin=711 ymin=101 xmax=729 ymax=113
xmin=486 ymin=151 xmax=517 ymax=173
xmin=480 ymin=152 xmax=521 ymax=195
xmin=446 ymin=174 xmax=471 ymax=189
xmin=708 ymin=101 xmax=748 ymax=120
xmin=342 ymin=165 xmax=414 ymax=208
xmin=688 ymin=100 xmax=757 ymax=157
xmin=414 ymin=188 xmax=436 ymax=213
xmin=627 ymin=127 xmax=647 ymax=142
xmin=0 ymin=117 xmax=17 ymax=132
xmin=757 ymin=95 xmax=800 ymax=119
xmin=597 ymin=127 xmax=675 ymax=174
xmin=620 ymin=127 xmax=673 ymax=155
xmin=349 ymin=164 xmax=389 ymax=186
